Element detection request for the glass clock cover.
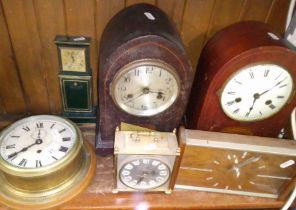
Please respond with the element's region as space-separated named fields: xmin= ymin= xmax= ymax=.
xmin=111 ymin=60 xmax=180 ymax=116
xmin=60 ymin=47 xmax=86 ymax=72
xmin=119 ymin=157 xmax=170 ymax=190
xmin=176 ymin=129 xmax=296 ymax=198
xmin=0 ymin=115 xmax=79 ymax=170
xmin=220 ymin=64 xmax=293 ymax=122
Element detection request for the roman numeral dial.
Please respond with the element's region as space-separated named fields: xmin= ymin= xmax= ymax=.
xmin=220 ymin=64 xmax=293 ymax=122
xmin=0 ymin=116 xmax=77 ymax=169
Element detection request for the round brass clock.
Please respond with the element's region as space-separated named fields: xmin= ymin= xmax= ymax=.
xmin=0 ymin=115 xmax=96 ymax=210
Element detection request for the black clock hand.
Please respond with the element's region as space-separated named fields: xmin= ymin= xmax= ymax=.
xmin=7 ymin=139 xmax=43 ymax=159
xmin=259 ymin=77 xmax=287 ymax=96
xmin=126 ymin=87 xmax=150 ymax=103
xmin=246 ymin=93 xmax=260 ymax=116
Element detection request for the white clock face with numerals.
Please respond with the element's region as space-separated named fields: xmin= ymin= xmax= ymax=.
xmin=111 ymin=60 xmax=180 ymax=116
xmin=119 ymin=158 xmax=170 ymax=190
xmin=220 ymin=64 xmax=294 ymax=122
xmin=0 ymin=115 xmax=77 ymax=169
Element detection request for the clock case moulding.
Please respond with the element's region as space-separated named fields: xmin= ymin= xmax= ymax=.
xmin=186 ymin=21 xmax=296 ymax=138
xmin=96 ymin=4 xmax=193 ymax=155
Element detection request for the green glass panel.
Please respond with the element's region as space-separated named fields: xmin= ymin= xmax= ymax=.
xmin=64 ymin=80 xmax=89 ymax=110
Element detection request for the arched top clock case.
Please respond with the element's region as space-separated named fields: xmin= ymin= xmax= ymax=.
xmin=186 ymin=21 xmax=296 ymax=138
xmin=96 ymin=4 xmax=193 ymax=155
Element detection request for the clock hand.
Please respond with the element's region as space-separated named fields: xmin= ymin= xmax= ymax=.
xmin=7 ymin=139 xmax=43 ymax=159
xmin=37 ymin=129 xmax=41 ymax=139
xmin=231 ymin=156 xmax=261 ymax=171
xmin=259 ymin=77 xmax=287 ymax=96
xmin=246 ymin=93 xmax=260 ymax=116
xmin=126 ymin=87 xmax=150 ymax=103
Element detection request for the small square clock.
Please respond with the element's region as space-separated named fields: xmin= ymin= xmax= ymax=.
xmin=55 ymin=35 xmax=91 ymax=73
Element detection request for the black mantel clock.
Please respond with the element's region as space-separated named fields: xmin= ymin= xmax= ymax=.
xmin=95 ymin=4 xmax=193 ymax=155
xmin=55 ymin=35 xmax=96 ymax=123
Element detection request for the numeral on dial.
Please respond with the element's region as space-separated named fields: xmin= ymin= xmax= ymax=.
xmin=6 ymin=144 xmax=15 ymax=149
xmin=36 ymin=122 xmax=43 ymax=128
xmin=22 ymin=126 xmax=30 ymax=132
xmin=59 ymin=146 xmax=68 ymax=153
xmin=19 ymin=159 xmax=27 ymax=167
xmin=59 ymin=128 xmax=66 ymax=133
xmin=62 ymin=137 xmax=71 ymax=141
xmin=36 ymin=160 xmax=42 ymax=167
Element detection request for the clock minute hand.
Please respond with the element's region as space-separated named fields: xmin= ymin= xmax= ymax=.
xmin=231 ymin=156 xmax=261 ymax=171
xmin=7 ymin=139 xmax=43 ymax=159
xmin=259 ymin=77 xmax=287 ymax=96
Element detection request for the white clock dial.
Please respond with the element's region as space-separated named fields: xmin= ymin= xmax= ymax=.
xmin=111 ymin=60 xmax=180 ymax=116
xmin=0 ymin=116 xmax=77 ymax=169
xmin=220 ymin=64 xmax=294 ymax=121
xmin=119 ymin=158 xmax=170 ymax=190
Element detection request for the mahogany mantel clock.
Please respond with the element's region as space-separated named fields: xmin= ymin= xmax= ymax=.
xmin=186 ymin=21 xmax=296 ymax=138
xmin=96 ymin=4 xmax=193 ymax=155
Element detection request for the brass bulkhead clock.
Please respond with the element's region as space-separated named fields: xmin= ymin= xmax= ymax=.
xmin=0 ymin=115 xmax=96 ymax=210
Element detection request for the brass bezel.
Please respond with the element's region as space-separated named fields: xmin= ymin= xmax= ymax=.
xmin=219 ymin=63 xmax=295 ymax=122
xmin=0 ymin=115 xmax=82 ymax=177
xmin=110 ymin=59 xmax=181 ymax=117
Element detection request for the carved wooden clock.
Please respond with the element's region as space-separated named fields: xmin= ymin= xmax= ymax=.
xmin=96 ymin=4 xmax=193 ymax=155
xmin=186 ymin=21 xmax=296 ymax=138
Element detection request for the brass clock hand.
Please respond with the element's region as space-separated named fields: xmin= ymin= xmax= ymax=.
xmin=7 ymin=139 xmax=43 ymax=159
xmin=126 ymin=87 xmax=150 ymax=103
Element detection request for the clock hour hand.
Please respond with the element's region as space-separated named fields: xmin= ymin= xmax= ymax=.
xmin=246 ymin=93 xmax=260 ymax=116
xmin=126 ymin=87 xmax=151 ymax=103
xmin=7 ymin=139 xmax=43 ymax=159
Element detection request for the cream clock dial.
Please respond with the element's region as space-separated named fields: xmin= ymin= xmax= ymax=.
xmin=0 ymin=115 xmax=96 ymax=210
xmin=0 ymin=118 xmax=76 ymax=168
xmin=119 ymin=157 xmax=170 ymax=190
xmin=220 ymin=64 xmax=293 ymax=121
xmin=111 ymin=60 xmax=180 ymax=116
xmin=61 ymin=47 xmax=86 ymax=72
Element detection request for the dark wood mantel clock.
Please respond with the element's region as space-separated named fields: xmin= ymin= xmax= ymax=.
xmin=55 ymin=35 xmax=96 ymax=123
xmin=96 ymin=4 xmax=193 ymax=155
xmin=186 ymin=21 xmax=296 ymax=138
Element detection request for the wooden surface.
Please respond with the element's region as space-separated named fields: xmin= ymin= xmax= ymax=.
xmin=0 ymin=0 xmax=290 ymax=115
xmin=0 ymin=123 xmax=288 ymax=210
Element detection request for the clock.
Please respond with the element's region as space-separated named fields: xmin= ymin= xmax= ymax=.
xmin=55 ymin=36 xmax=96 ymax=123
xmin=113 ymin=128 xmax=181 ymax=193
xmin=186 ymin=21 xmax=296 ymax=138
xmin=96 ymin=3 xmax=193 ymax=155
xmin=175 ymin=127 xmax=296 ymax=199
xmin=0 ymin=115 xmax=96 ymax=209
xmin=55 ymin=35 xmax=90 ymax=73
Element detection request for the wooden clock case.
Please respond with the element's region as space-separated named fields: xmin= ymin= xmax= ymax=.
xmin=96 ymin=4 xmax=193 ymax=155
xmin=186 ymin=21 xmax=296 ymax=138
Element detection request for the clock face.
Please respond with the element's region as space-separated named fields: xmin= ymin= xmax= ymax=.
xmin=111 ymin=60 xmax=180 ymax=116
xmin=0 ymin=116 xmax=77 ymax=169
xmin=119 ymin=158 xmax=170 ymax=190
xmin=220 ymin=64 xmax=294 ymax=122
xmin=180 ymin=146 xmax=296 ymax=196
xmin=60 ymin=47 xmax=86 ymax=72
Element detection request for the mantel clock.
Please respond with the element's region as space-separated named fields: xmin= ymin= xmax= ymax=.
xmin=96 ymin=4 xmax=193 ymax=155
xmin=186 ymin=21 xmax=296 ymax=138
